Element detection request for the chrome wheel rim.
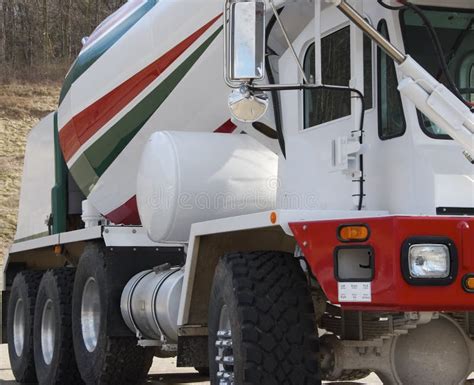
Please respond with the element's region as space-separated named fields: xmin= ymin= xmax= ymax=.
xmin=13 ymin=298 xmax=26 ymax=357
xmin=41 ymin=299 xmax=56 ymax=365
xmin=215 ymin=305 xmax=234 ymax=384
xmin=81 ymin=277 xmax=101 ymax=352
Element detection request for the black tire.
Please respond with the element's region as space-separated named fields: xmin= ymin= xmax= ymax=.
xmin=7 ymin=270 xmax=43 ymax=383
xmin=72 ymin=243 xmax=154 ymax=385
xmin=33 ymin=268 xmax=84 ymax=385
xmin=208 ymin=251 xmax=321 ymax=385
xmin=195 ymin=367 xmax=210 ymax=377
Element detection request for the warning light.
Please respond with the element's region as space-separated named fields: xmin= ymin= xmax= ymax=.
xmin=338 ymin=225 xmax=369 ymax=242
xmin=463 ymin=275 xmax=474 ymax=292
xmin=270 ymin=211 xmax=277 ymax=224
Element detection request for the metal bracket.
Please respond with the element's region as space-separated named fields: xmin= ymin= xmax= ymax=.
xmin=137 ymin=339 xmax=162 ymax=347
xmin=332 ymin=134 xmax=361 ymax=173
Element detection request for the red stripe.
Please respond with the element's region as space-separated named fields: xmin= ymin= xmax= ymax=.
xmin=60 ymin=14 xmax=222 ymax=162
xmin=214 ymin=119 xmax=237 ymax=133
xmin=105 ymin=196 xmax=141 ymax=225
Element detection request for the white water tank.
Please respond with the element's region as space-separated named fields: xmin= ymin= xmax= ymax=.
xmin=137 ymin=131 xmax=278 ymax=243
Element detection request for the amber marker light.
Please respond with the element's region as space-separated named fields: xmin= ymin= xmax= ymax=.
xmin=463 ymin=274 xmax=474 ymax=292
xmin=338 ymin=224 xmax=370 ymax=242
xmin=270 ymin=211 xmax=277 ymax=224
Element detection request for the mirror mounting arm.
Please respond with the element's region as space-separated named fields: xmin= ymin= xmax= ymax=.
xmin=267 ymin=0 xmax=308 ymax=84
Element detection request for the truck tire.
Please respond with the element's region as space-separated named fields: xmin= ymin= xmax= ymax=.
xmin=72 ymin=243 xmax=154 ymax=385
xmin=195 ymin=367 xmax=210 ymax=377
xmin=208 ymin=251 xmax=321 ymax=385
xmin=33 ymin=268 xmax=83 ymax=385
xmin=7 ymin=270 xmax=43 ymax=383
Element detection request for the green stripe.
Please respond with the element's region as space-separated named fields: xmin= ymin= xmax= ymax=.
xmin=71 ymin=156 xmax=99 ymax=195
xmin=59 ymin=0 xmax=157 ymax=103
xmin=70 ymin=27 xmax=222 ymax=196
xmin=14 ymin=231 xmax=50 ymax=244
xmin=52 ymin=111 xmax=68 ymax=233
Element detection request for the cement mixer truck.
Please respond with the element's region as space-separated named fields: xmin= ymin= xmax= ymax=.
xmin=2 ymin=0 xmax=474 ymax=384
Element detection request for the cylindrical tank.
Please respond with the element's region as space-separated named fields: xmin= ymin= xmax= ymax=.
xmin=120 ymin=266 xmax=184 ymax=343
xmin=57 ymin=0 xmax=233 ymax=225
xmin=136 ymin=131 xmax=278 ymax=243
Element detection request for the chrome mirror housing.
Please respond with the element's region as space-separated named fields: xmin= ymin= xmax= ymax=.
xmin=228 ymin=86 xmax=269 ymax=123
xmin=225 ymin=0 xmax=266 ymax=82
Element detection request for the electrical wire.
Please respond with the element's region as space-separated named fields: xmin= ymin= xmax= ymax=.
xmin=322 ymin=85 xmax=365 ymax=211
xmin=444 ymin=18 xmax=474 ymax=70
xmin=377 ymin=0 xmax=407 ymax=11
xmin=311 ymin=86 xmax=365 ymax=212
xmin=248 ymin=82 xmax=367 ymax=210
xmin=320 ymin=85 xmax=366 ymax=211
xmin=262 ymin=7 xmax=366 ymax=209
xmin=401 ymin=0 xmax=471 ymax=108
xmin=379 ymin=0 xmax=473 ymax=110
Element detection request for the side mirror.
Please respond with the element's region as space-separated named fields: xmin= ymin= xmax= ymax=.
xmin=226 ymin=0 xmax=266 ymax=81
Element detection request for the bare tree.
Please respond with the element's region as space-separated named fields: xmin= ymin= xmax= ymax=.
xmin=0 ymin=0 xmax=127 ymax=80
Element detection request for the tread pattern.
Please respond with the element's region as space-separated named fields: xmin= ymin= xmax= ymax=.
xmin=44 ymin=268 xmax=84 ymax=384
xmin=96 ymin=337 xmax=154 ymax=385
xmin=8 ymin=270 xmax=43 ymax=383
xmin=221 ymin=251 xmax=320 ymax=385
xmin=73 ymin=242 xmax=154 ymax=385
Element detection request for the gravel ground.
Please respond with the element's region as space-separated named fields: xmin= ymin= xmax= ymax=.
xmin=0 ymin=82 xmax=59 ymax=264
xmin=0 ymin=343 xmax=383 ymax=384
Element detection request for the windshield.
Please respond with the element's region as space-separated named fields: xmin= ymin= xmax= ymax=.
xmin=82 ymin=0 xmax=150 ymax=53
xmin=400 ymin=7 xmax=474 ymax=139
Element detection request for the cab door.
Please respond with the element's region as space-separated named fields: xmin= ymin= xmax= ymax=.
xmin=278 ymin=4 xmax=370 ymax=212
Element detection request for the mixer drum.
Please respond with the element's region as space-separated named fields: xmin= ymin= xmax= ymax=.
xmin=57 ymin=0 xmax=230 ymax=225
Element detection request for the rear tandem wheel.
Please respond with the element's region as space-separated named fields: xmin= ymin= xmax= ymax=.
xmin=7 ymin=271 xmax=43 ymax=383
xmin=72 ymin=243 xmax=154 ymax=385
xmin=33 ymin=268 xmax=83 ymax=385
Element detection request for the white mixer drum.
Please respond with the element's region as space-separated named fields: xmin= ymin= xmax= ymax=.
xmin=137 ymin=131 xmax=278 ymax=242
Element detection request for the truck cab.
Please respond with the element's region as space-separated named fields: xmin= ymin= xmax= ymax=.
xmin=2 ymin=1 xmax=474 ymax=385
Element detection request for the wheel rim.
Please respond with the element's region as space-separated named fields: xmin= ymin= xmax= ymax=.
xmin=13 ymin=298 xmax=26 ymax=357
xmin=215 ymin=305 xmax=234 ymax=384
xmin=41 ymin=299 xmax=56 ymax=365
xmin=81 ymin=277 xmax=101 ymax=352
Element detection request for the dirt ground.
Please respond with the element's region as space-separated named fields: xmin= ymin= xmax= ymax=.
xmin=0 ymin=343 xmax=382 ymax=385
xmin=0 ymin=82 xmax=60 ymax=264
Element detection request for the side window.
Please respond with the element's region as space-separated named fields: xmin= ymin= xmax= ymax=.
xmin=377 ymin=20 xmax=406 ymax=140
xmin=460 ymin=55 xmax=474 ymax=104
xmin=364 ymin=34 xmax=374 ymax=110
xmin=470 ymin=64 xmax=474 ymax=102
xmin=304 ymin=26 xmax=351 ymax=128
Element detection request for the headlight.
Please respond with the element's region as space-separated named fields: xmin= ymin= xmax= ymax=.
xmin=402 ymin=237 xmax=457 ymax=286
xmin=408 ymin=244 xmax=450 ymax=278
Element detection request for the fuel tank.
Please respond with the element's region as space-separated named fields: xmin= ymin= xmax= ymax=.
xmin=57 ymin=0 xmax=232 ymax=225
xmin=137 ymin=131 xmax=278 ymax=243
